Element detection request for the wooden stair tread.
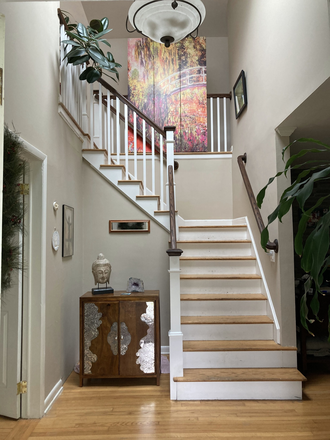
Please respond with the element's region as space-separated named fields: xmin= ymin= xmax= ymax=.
xmin=174 ymin=368 xmax=306 ymax=382
xmin=179 ymin=225 xmax=247 ymax=229
xmin=180 ymin=293 xmax=266 ymax=301
xmin=177 ymin=240 xmax=251 ymax=244
xmin=181 ymin=315 xmax=273 ymax=325
xmin=180 ymin=256 xmax=256 ymax=261
xmin=180 ymin=274 xmax=261 ymax=280
xmin=183 ymin=340 xmax=297 ymax=352
xmin=118 ymin=180 xmax=143 ymax=185
xmin=82 ymin=149 xmax=107 ymax=153
xmin=136 ymin=195 xmax=160 ymax=199
xmin=100 ymin=164 xmax=125 ymax=169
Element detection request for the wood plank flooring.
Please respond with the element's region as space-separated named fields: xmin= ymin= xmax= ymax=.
xmin=1 ymin=368 xmax=330 ymax=439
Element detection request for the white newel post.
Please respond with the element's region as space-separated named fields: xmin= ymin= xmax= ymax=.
xmin=164 ymin=126 xmax=176 ymax=209
xmin=168 ymin=255 xmax=183 ymax=400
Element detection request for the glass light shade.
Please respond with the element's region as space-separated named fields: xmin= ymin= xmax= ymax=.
xmin=128 ymin=0 xmax=206 ymax=45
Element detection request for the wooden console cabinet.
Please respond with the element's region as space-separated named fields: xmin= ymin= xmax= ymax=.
xmin=79 ymin=291 xmax=160 ymax=386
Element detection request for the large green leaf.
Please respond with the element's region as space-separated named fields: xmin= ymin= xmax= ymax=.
xmin=278 ymin=197 xmax=294 ymax=222
xmin=284 ymin=148 xmax=328 ymax=173
xmin=90 ymin=19 xmax=103 ymax=32
xmin=87 ymin=47 xmax=108 ymax=65
xmin=301 ymin=208 xmax=330 ymax=276
xmin=72 ymin=55 xmax=90 ymax=65
xmin=86 ymin=68 xmax=102 ymax=83
xmin=61 ymin=40 xmax=81 ymax=47
xmin=101 ymin=17 xmax=109 ymax=30
xmin=65 ymin=31 xmax=86 ymax=43
xmin=282 ymin=137 xmax=330 ymax=161
xmin=65 ymin=48 xmax=87 ymax=60
xmin=93 ymin=28 xmax=112 ymax=39
xmin=256 ymin=171 xmax=284 ymax=208
xmin=79 ymin=66 xmax=94 ymax=80
xmin=77 ymin=23 xmax=88 ymax=38
xmin=296 ymin=167 xmax=330 ymax=210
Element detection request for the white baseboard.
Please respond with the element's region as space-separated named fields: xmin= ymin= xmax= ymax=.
xmin=161 ymin=346 xmax=169 ymax=355
xmin=44 ymin=379 xmax=63 ymax=414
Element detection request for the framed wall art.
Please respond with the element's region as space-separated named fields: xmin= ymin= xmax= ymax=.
xmin=109 ymin=220 xmax=150 ymax=233
xmin=62 ymin=205 xmax=74 ymax=257
xmin=233 ymin=70 xmax=247 ymax=119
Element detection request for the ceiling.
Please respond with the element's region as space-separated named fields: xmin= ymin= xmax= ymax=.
xmin=62 ymin=0 xmax=228 ymax=39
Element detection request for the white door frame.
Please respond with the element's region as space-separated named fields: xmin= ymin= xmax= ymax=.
xmin=20 ymin=139 xmax=47 ymax=419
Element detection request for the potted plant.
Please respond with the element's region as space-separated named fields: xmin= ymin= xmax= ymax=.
xmin=61 ymin=12 xmax=121 ymax=84
xmin=257 ymin=138 xmax=330 ymax=336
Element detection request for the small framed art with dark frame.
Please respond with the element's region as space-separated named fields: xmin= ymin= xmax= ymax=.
xmin=233 ymin=70 xmax=247 ymax=119
xmin=62 ymin=204 xmax=74 ymax=257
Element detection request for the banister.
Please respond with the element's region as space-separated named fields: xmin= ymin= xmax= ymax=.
xmin=207 ymin=92 xmax=232 ymax=100
xmin=58 ymin=8 xmax=68 ymax=29
xmin=97 ymin=78 xmax=166 ymax=138
xmin=237 ymin=153 xmax=279 ymax=253
xmin=166 ymin=165 xmax=183 ymax=257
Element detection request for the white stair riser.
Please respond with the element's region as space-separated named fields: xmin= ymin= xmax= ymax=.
xmin=117 ymin=183 xmax=142 ymax=199
xmin=180 ymin=260 xmax=257 ymax=275
xmin=136 ymin=198 xmax=159 ymax=215
xmin=82 ymin=152 xmax=106 ymax=168
xmin=180 ymin=279 xmax=262 ymax=294
xmin=179 ymin=242 xmax=253 ymax=257
xmin=179 ymin=228 xmax=248 ymax=241
xmin=100 ymin=168 xmax=124 ymax=184
xmin=175 ymin=381 xmax=302 ymax=400
xmin=182 ymin=323 xmax=273 ymax=340
xmin=183 ymin=350 xmax=297 ymax=369
xmin=154 ymin=214 xmax=170 ymax=230
xmin=181 ymin=300 xmax=266 ymax=316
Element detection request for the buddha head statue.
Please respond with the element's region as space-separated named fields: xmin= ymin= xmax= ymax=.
xmin=92 ymin=253 xmax=111 ymax=285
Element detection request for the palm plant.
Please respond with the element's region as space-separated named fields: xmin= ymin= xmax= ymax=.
xmin=257 ymin=138 xmax=330 ymax=337
xmin=61 ymin=13 xmax=121 ymax=84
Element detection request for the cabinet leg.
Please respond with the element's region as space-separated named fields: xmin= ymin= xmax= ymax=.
xmin=79 ymin=376 xmax=83 ymax=387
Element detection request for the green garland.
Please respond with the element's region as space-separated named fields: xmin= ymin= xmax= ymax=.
xmin=1 ymin=126 xmax=26 ymax=293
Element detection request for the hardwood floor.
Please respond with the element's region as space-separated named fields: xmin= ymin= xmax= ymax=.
xmin=1 ymin=368 xmax=330 ymax=439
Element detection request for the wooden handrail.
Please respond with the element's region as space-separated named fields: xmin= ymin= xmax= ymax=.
xmin=237 ymin=153 xmax=279 ymax=253
xmin=166 ymin=166 xmax=183 ymax=257
xmin=207 ymin=93 xmax=232 ymax=100
xmin=58 ymin=8 xmax=68 ymax=29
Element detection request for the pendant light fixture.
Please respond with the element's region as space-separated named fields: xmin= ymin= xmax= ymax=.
xmin=126 ymin=0 xmax=206 ymax=48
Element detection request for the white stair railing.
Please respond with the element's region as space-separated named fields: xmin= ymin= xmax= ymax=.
xmin=207 ymin=93 xmax=232 ymax=152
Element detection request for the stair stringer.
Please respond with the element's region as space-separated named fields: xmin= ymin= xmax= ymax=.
xmin=82 ymin=156 xmax=186 ymax=232
xmin=244 ymin=216 xmax=280 ymax=343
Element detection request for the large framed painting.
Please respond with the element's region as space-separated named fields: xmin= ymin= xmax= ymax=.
xmin=128 ymin=37 xmax=207 ymax=152
xmin=62 ymin=204 xmax=74 ymax=257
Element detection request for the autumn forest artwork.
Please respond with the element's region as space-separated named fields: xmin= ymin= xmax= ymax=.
xmin=128 ymin=37 xmax=207 ymax=152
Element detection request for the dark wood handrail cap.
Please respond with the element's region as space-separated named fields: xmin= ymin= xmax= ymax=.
xmin=166 ymin=248 xmax=183 ymax=257
xmin=164 ymin=126 xmax=176 ymax=132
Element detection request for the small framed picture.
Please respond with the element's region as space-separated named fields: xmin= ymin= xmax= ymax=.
xmin=62 ymin=205 xmax=74 ymax=257
xmin=233 ymin=70 xmax=247 ymax=119
xmin=109 ymin=220 xmax=150 ymax=233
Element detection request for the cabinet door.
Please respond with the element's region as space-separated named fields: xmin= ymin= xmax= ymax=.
xmin=119 ymin=301 xmax=155 ymax=377
xmin=84 ymin=301 xmax=119 ymax=377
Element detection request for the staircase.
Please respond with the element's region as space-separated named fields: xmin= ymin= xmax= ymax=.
xmin=170 ymin=220 xmax=306 ymax=400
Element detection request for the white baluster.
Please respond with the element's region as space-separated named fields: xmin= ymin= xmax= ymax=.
xmin=90 ymin=84 xmax=94 ymax=149
xmin=116 ymin=97 xmax=120 ymax=164
xmin=110 ymin=98 xmax=114 ymax=156
xmin=134 ymin=112 xmax=137 ymax=179
xmin=124 ymin=104 xmax=128 ymax=180
xmin=60 ymin=26 xmax=65 ymax=104
xmin=81 ymin=65 xmax=88 ymax=134
xmin=151 ymin=127 xmax=155 ymax=194
xmin=107 ymin=90 xmax=111 ymax=164
xmin=143 ymin=119 xmax=146 ymax=195
xmin=217 ymin=97 xmax=221 ymax=152
xmin=165 ymin=127 xmax=175 ymax=209
xmin=223 ymin=97 xmax=227 ymax=152
xmin=98 ymin=83 xmax=103 ymax=150
xmin=160 ymin=136 xmax=164 ymax=210
xmin=210 ymin=97 xmax=214 ymax=152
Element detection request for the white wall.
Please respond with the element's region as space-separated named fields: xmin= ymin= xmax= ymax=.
xmin=82 ymin=161 xmax=171 ymax=345
xmin=0 ymin=1 xmax=84 ymax=403
xmin=175 ymin=157 xmax=233 ymax=219
xmin=228 ymin=0 xmax=330 ymax=345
